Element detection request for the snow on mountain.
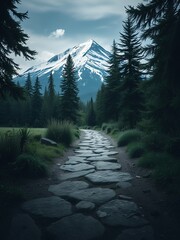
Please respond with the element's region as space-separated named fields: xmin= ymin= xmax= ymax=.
xmin=16 ymin=39 xmax=110 ymax=101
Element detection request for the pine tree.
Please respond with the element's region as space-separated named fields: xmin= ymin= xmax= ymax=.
xmin=118 ymin=16 xmax=143 ymax=128
xmin=86 ymin=98 xmax=96 ymax=127
xmin=47 ymin=72 xmax=55 ymax=119
xmin=127 ymin=0 xmax=180 ymax=136
xmin=95 ymin=84 xmax=106 ymax=126
xmin=0 ymin=0 xmax=36 ymax=99
xmin=24 ymin=73 xmax=33 ymax=97
xmin=31 ymin=77 xmax=42 ymax=126
xmin=104 ymin=40 xmax=121 ymax=121
xmin=60 ymin=55 xmax=79 ymax=123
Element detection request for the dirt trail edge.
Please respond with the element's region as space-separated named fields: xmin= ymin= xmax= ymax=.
xmin=7 ymin=129 xmax=180 ymax=240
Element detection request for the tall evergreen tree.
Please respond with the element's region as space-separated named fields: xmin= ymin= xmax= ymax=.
xmin=24 ymin=73 xmax=33 ymax=97
xmin=0 ymin=0 xmax=36 ymax=99
xmin=104 ymin=40 xmax=121 ymax=121
xmin=31 ymin=77 xmax=42 ymax=126
xmin=86 ymin=98 xmax=96 ymax=127
xmin=127 ymin=0 xmax=180 ymax=136
xmin=60 ymin=55 xmax=79 ymax=123
xmin=118 ymin=16 xmax=143 ymax=128
xmin=95 ymin=84 xmax=106 ymax=126
xmin=47 ymin=72 xmax=55 ymax=119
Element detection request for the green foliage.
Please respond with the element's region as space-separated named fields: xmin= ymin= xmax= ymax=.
xmin=86 ymin=98 xmax=96 ymax=127
xmin=138 ymin=152 xmax=180 ymax=185
xmin=127 ymin=142 xmax=145 ymax=158
xmin=143 ymin=132 xmax=168 ymax=152
xmin=0 ymin=130 xmax=21 ymax=163
xmin=101 ymin=123 xmax=108 ymax=131
xmin=14 ymin=153 xmax=48 ymax=178
xmin=19 ymin=128 xmax=31 ymax=152
xmin=118 ymin=129 xmax=142 ymax=147
xmin=46 ymin=119 xmax=74 ymax=146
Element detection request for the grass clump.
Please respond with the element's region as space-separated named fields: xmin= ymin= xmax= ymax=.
xmin=118 ymin=129 xmax=142 ymax=147
xmin=0 ymin=130 xmax=21 ymax=163
xmin=14 ymin=153 xmax=48 ymax=178
xmin=138 ymin=152 xmax=180 ymax=185
xmin=127 ymin=142 xmax=145 ymax=158
xmin=46 ymin=120 xmax=74 ymax=146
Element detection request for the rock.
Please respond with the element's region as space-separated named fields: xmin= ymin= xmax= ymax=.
xmin=68 ymin=187 xmax=116 ymax=205
xmin=40 ymin=137 xmax=57 ymax=146
xmin=116 ymin=181 xmax=132 ymax=189
xmin=118 ymin=194 xmax=133 ymax=200
xmin=22 ymin=196 xmax=72 ymax=218
xmin=92 ymin=161 xmax=121 ymax=170
xmin=86 ymin=170 xmax=133 ymax=183
xmin=116 ymin=226 xmax=155 ymax=240
xmin=48 ymin=181 xmax=89 ymax=196
xmin=86 ymin=156 xmax=117 ymax=162
xmin=76 ymin=201 xmax=95 ymax=211
xmin=68 ymin=156 xmax=87 ymax=161
xmin=60 ymin=163 xmax=95 ymax=172
xmin=76 ymin=153 xmax=102 ymax=158
xmin=74 ymin=150 xmax=93 ymax=154
xmin=96 ymin=210 xmax=108 ymax=218
xmin=97 ymin=199 xmax=148 ymax=227
xmin=59 ymin=169 xmax=95 ymax=181
xmin=47 ymin=213 xmax=105 ymax=240
xmin=9 ymin=214 xmax=41 ymax=240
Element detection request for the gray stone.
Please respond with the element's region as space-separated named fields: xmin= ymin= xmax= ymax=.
xmin=76 ymin=201 xmax=95 ymax=211
xmin=60 ymin=163 xmax=95 ymax=172
xmin=59 ymin=169 xmax=95 ymax=180
xmin=9 ymin=214 xmax=41 ymax=240
xmin=97 ymin=199 xmax=148 ymax=227
xmin=68 ymin=156 xmax=87 ymax=161
xmin=48 ymin=181 xmax=89 ymax=196
xmin=96 ymin=210 xmax=108 ymax=218
xmin=76 ymin=153 xmax=102 ymax=158
xmin=93 ymin=149 xmax=110 ymax=154
xmin=22 ymin=196 xmax=72 ymax=218
xmin=105 ymin=151 xmax=118 ymax=156
xmin=48 ymin=213 xmax=105 ymax=240
xmin=86 ymin=170 xmax=133 ymax=183
xmin=86 ymin=156 xmax=117 ymax=162
xmin=116 ymin=181 xmax=132 ymax=189
xmin=69 ymin=187 xmax=116 ymax=205
xmin=118 ymin=194 xmax=133 ymax=200
xmin=116 ymin=226 xmax=155 ymax=240
xmin=75 ymin=150 xmax=93 ymax=154
xmin=41 ymin=137 xmax=57 ymax=146
xmin=92 ymin=161 xmax=121 ymax=170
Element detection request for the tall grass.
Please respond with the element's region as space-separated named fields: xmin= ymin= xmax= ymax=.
xmin=0 ymin=130 xmax=21 ymax=163
xmin=127 ymin=142 xmax=145 ymax=158
xmin=118 ymin=129 xmax=142 ymax=147
xmin=46 ymin=119 xmax=74 ymax=146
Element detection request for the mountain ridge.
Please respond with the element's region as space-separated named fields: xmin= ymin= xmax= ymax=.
xmin=15 ymin=39 xmax=110 ymax=102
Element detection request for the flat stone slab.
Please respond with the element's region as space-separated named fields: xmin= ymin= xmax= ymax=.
xmin=93 ymin=149 xmax=111 ymax=154
xmin=86 ymin=156 xmax=117 ymax=162
xmin=9 ymin=214 xmax=41 ymax=240
xmin=22 ymin=196 xmax=72 ymax=218
xmin=76 ymin=201 xmax=95 ymax=211
xmin=69 ymin=187 xmax=116 ymax=205
xmin=48 ymin=181 xmax=89 ymax=196
xmin=48 ymin=213 xmax=105 ymax=240
xmin=92 ymin=161 xmax=121 ymax=170
xmin=116 ymin=226 xmax=154 ymax=240
xmin=68 ymin=156 xmax=87 ymax=161
xmin=97 ymin=199 xmax=148 ymax=227
xmin=86 ymin=170 xmax=133 ymax=183
xmin=59 ymin=169 xmax=95 ymax=181
xmin=76 ymin=153 xmax=102 ymax=158
xmin=41 ymin=137 xmax=57 ymax=146
xmin=104 ymin=151 xmax=118 ymax=156
xmin=75 ymin=150 xmax=93 ymax=154
xmin=116 ymin=181 xmax=132 ymax=189
xmin=60 ymin=163 xmax=95 ymax=172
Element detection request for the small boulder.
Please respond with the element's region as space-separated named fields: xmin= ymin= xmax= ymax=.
xmin=41 ymin=137 xmax=57 ymax=146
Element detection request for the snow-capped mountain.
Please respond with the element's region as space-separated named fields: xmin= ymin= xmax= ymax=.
xmin=15 ymin=39 xmax=110 ymax=101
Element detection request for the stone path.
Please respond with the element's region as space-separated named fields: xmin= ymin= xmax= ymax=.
xmin=9 ymin=129 xmax=155 ymax=240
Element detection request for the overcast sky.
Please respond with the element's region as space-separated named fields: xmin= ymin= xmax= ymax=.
xmin=16 ymin=0 xmax=144 ymax=73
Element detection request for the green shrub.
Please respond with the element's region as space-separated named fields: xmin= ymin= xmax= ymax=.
xmin=127 ymin=142 xmax=145 ymax=158
xmin=111 ymin=128 xmax=119 ymax=135
xmin=101 ymin=123 xmax=108 ymax=131
xmin=19 ymin=128 xmax=31 ymax=152
xmin=106 ymin=126 xmax=112 ymax=134
xmin=33 ymin=134 xmax=42 ymax=141
xmin=0 ymin=130 xmax=21 ymax=163
xmin=14 ymin=153 xmax=48 ymax=178
xmin=46 ymin=120 xmax=74 ymax=146
xmin=143 ymin=132 xmax=168 ymax=152
xmin=118 ymin=129 xmax=142 ymax=147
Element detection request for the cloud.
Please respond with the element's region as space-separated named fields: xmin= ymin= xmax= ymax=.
xmin=21 ymin=0 xmax=143 ymax=20
xmin=50 ymin=29 xmax=65 ymax=39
